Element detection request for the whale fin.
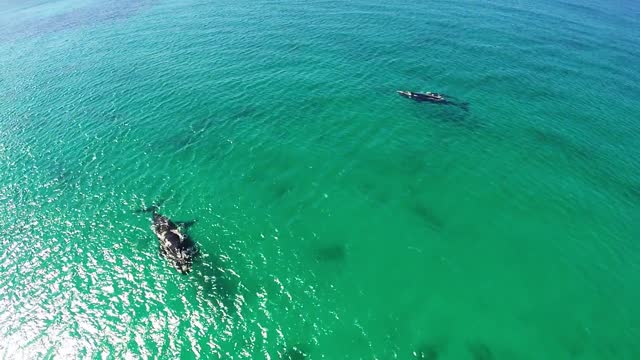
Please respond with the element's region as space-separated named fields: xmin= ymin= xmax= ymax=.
xmin=134 ymin=205 xmax=158 ymax=214
xmin=176 ymin=219 xmax=197 ymax=229
xmin=134 ymin=199 xmax=167 ymax=214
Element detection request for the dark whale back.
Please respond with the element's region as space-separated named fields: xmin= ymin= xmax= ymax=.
xmin=151 ymin=212 xmax=197 ymax=274
xmin=152 ymin=213 xmax=177 ymax=233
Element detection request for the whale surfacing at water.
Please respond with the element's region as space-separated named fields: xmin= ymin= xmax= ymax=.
xmin=139 ymin=205 xmax=197 ymax=274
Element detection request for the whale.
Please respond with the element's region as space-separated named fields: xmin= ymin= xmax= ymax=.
xmin=397 ymin=90 xmax=469 ymax=111
xmin=139 ymin=204 xmax=198 ymax=274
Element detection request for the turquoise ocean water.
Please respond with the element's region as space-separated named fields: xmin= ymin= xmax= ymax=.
xmin=1 ymin=0 xmax=639 ymax=358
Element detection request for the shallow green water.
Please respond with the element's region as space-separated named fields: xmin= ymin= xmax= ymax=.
xmin=1 ymin=0 xmax=639 ymax=358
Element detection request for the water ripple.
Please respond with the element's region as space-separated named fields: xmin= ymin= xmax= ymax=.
xmin=0 ymin=0 xmax=639 ymax=358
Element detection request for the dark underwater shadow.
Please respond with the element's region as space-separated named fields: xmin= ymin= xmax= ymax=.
xmin=281 ymin=344 xmax=310 ymax=360
xmin=409 ymin=202 xmax=445 ymax=232
xmin=314 ymin=243 xmax=347 ymax=263
xmin=43 ymin=165 xmax=76 ymax=191
xmin=413 ymin=341 xmax=446 ymax=360
xmin=192 ymin=253 xmax=241 ymax=313
xmin=404 ymin=99 xmax=480 ymax=130
xmin=528 ymin=127 xmax=640 ymax=203
xmin=354 ymin=177 xmax=392 ymax=206
xmin=528 ymin=127 xmax=592 ymax=162
xmin=232 ymin=106 xmax=259 ymax=120
xmin=268 ymin=181 xmax=296 ymax=200
xmin=467 ymin=342 xmax=493 ymax=360
xmin=414 ymin=98 xmax=470 ymax=113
